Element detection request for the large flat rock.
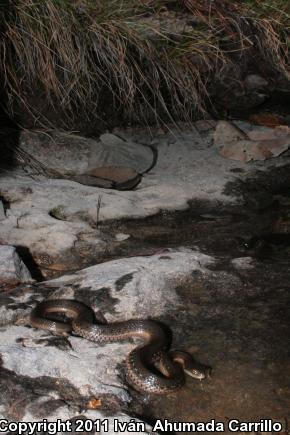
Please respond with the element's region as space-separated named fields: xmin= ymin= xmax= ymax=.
xmin=0 ymin=249 xmax=213 ymax=424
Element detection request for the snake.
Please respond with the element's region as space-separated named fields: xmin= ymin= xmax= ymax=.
xmin=30 ymin=299 xmax=208 ymax=394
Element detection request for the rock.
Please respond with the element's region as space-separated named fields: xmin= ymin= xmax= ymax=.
xmin=0 ymin=245 xmax=32 ymax=282
xmin=210 ymin=66 xmax=270 ymax=111
xmin=2 ymin=124 xmax=290 ymax=274
xmin=0 ymin=200 xmax=5 ymax=221
xmin=69 ymin=173 xmax=115 ymax=189
xmin=213 ymin=121 xmax=248 ymax=147
xmin=234 ymin=92 xmax=268 ymax=110
xmin=99 ymin=133 xmax=125 ymax=147
xmin=194 ymin=119 xmax=216 ymax=132
xmin=231 ymin=257 xmax=255 ymax=270
xmin=248 ymin=125 xmax=290 ymax=141
xmin=18 ymin=130 xmax=154 ymax=175
xmin=0 ymin=249 xmax=213 ymax=419
xmin=219 ymin=136 xmax=290 ymax=162
xmin=220 ymin=137 xmax=290 ymax=163
xmin=86 ymin=166 xmax=139 ymax=182
xmin=218 ymin=139 xmax=253 ymax=162
xmin=81 ymin=166 xmax=142 ymax=190
xmin=0 ymin=248 xmax=289 ymax=424
xmin=243 ymin=74 xmax=269 ymax=91
xmin=115 ymin=233 xmax=130 ymax=242
xmin=249 ymin=112 xmax=287 ymax=127
xmin=19 ymin=130 xmax=96 ymax=174
xmin=215 ymin=122 xmax=290 ymax=162
xmin=0 ymin=390 xmax=152 ymax=434
xmin=92 ymin=133 xmax=154 ymax=174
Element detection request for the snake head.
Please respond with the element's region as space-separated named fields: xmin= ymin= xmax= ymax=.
xmin=171 ymin=350 xmax=212 ymax=381
xmin=185 ymin=368 xmax=205 ymax=380
xmin=183 ymin=359 xmax=212 ymax=380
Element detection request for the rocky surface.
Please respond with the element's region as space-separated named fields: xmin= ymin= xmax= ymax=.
xmin=0 ymin=245 xmax=32 ymax=283
xmin=209 ymin=68 xmax=270 ymax=114
xmin=1 ymin=117 xmax=290 ymax=431
xmin=243 ymin=74 xmax=269 ymax=92
xmin=1 ymin=122 xmax=290 ymax=277
xmin=0 ymin=249 xmax=213 ymax=424
xmin=18 ymin=130 xmax=154 ymax=175
xmin=215 ymin=121 xmax=290 ymax=162
xmin=0 ymin=247 xmax=289 ymax=433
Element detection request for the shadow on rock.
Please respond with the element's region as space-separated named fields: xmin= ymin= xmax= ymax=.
xmin=15 ymin=246 xmax=44 ymax=281
xmin=0 ymin=91 xmax=20 ymax=174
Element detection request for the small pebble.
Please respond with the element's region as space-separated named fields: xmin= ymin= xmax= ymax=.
xmin=115 ymin=233 xmax=130 ymax=242
xmin=231 ymin=257 xmax=255 ymax=270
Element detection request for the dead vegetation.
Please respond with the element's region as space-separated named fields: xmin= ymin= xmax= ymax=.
xmin=0 ymin=0 xmax=289 ymax=128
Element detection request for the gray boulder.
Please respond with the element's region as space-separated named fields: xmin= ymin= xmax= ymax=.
xmin=0 ymin=245 xmax=32 ymax=282
xmin=18 ymin=130 xmax=154 ymax=175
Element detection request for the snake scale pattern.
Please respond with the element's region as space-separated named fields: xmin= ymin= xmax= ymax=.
xmin=30 ymin=299 xmax=207 ymax=394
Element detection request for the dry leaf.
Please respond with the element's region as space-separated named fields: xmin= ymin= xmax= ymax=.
xmin=87 ymin=397 xmax=102 ymax=409
xmin=213 ymin=121 xmax=248 ymax=146
xmin=219 ymin=136 xmax=290 ymax=162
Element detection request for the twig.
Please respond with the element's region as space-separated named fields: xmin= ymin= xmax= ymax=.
xmin=96 ymin=195 xmax=102 ymax=229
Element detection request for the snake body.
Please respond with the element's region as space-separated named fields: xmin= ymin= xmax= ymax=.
xmin=30 ymin=299 xmax=207 ymax=394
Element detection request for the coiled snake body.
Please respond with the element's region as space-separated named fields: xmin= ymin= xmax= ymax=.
xmin=30 ymin=300 xmax=207 ymax=394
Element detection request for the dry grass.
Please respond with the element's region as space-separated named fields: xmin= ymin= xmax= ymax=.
xmin=0 ymin=0 xmax=289 ymax=128
xmin=185 ymin=1 xmax=289 ymax=72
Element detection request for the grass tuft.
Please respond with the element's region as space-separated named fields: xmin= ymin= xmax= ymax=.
xmin=0 ymin=0 xmax=289 ymax=129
